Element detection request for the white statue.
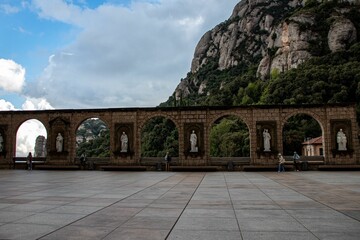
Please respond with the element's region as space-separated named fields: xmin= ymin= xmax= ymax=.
xmin=263 ymin=129 xmax=271 ymax=151
xmin=120 ymin=132 xmax=128 ymax=152
xmin=0 ymin=133 xmax=3 ymax=152
xmin=337 ymin=129 xmax=347 ymax=151
xmin=56 ymin=133 xmax=63 ymax=152
xmin=190 ymin=130 xmax=198 ymax=152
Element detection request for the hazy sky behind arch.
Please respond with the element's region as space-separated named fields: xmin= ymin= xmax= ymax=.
xmin=0 ymin=0 xmax=239 ymax=110
xmin=16 ymin=119 xmax=47 ymax=157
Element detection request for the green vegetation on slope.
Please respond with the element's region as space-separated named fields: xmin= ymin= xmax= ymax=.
xmin=210 ymin=116 xmax=250 ymax=157
xmin=76 ymin=118 xmax=110 ymax=157
xmin=161 ymin=42 xmax=360 ymax=124
xmin=261 ymin=43 xmax=360 ymax=116
xmin=159 ymin=1 xmax=360 ymax=157
xmin=141 ymin=116 xmax=179 ymax=157
xmin=78 ymin=1 xmax=360 ymax=158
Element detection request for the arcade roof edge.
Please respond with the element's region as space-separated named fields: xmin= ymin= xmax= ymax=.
xmin=0 ymin=103 xmax=356 ymax=114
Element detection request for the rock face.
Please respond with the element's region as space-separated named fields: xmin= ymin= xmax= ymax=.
xmin=262 ymin=13 xmax=316 ymax=78
xmin=174 ymin=0 xmax=359 ymax=99
xmin=34 ymin=135 xmax=47 ymax=157
xmin=328 ymin=16 xmax=357 ymax=52
xmin=190 ymin=0 xmax=307 ymax=75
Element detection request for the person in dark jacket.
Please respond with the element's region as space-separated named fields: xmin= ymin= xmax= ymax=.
xmin=164 ymin=152 xmax=171 ymax=171
xmin=293 ymin=151 xmax=301 ymax=171
xmin=27 ymin=152 xmax=32 ymax=170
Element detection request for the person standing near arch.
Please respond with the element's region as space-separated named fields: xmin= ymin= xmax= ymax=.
xmin=164 ymin=151 xmax=171 ymax=171
xmin=277 ymin=153 xmax=285 ymax=172
xmin=27 ymin=152 xmax=32 ymax=170
xmin=293 ymin=151 xmax=301 ymax=171
xmin=0 ymin=133 xmax=3 ymax=152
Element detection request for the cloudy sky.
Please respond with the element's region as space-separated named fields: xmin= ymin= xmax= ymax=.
xmin=0 ymin=0 xmax=239 ymax=111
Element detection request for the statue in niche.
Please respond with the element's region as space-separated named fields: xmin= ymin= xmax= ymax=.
xmin=190 ymin=130 xmax=198 ymax=152
xmin=263 ymin=129 xmax=271 ymax=152
xmin=56 ymin=133 xmax=64 ymax=152
xmin=337 ymin=129 xmax=347 ymax=151
xmin=0 ymin=133 xmax=3 ymax=152
xmin=120 ymin=132 xmax=128 ymax=152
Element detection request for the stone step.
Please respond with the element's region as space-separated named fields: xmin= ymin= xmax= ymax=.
xmin=100 ymin=165 xmax=147 ymax=171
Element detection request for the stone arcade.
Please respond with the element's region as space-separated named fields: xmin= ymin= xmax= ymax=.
xmin=0 ymin=104 xmax=359 ymax=170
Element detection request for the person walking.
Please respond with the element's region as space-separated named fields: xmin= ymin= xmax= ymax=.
xmin=26 ymin=152 xmax=32 ymax=170
xmin=293 ymin=151 xmax=301 ymax=171
xmin=164 ymin=152 xmax=171 ymax=171
xmin=277 ymin=153 xmax=285 ymax=172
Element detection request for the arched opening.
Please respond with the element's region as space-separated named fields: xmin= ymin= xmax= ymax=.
xmin=210 ymin=115 xmax=250 ymax=157
xmin=75 ymin=118 xmax=110 ymax=158
xmin=141 ymin=116 xmax=178 ymax=158
xmin=16 ymin=119 xmax=47 ymax=157
xmin=283 ymin=114 xmax=323 ymax=157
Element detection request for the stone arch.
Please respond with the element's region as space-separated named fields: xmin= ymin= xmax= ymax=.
xmin=209 ymin=114 xmax=251 ymax=157
xmin=281 ymin=111 xmax=324 ymax=156
xmin=208 ymin=113 xmax=251 ymax=131
xmin=140 ymin=115 xmax=179 ymax=158
xmin=281 ymin=110 xmax=325 ymax=133
xmin=74 ymin=115 xmax=111 ymax=133
xmin=15 ymin=118 xmax=48 ymax=157
xmin=138 ymin=113 xmax=180 ymax=132
xmin=0 ymin=104 xmax=358 ymax=168
xmin=14 ymin=117 xmax=48 ymax=135
xmin=75 ymin=117 xmax=110 ymax=158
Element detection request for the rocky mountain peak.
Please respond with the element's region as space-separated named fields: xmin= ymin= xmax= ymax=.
xmin=174 ymin=0 xmax=359 ymax=101
xmin=191 ymin=0 xmax=305 ymax=74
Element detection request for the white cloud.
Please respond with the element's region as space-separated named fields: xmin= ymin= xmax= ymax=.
xmin=0 ymin=4 xmax=20 ymax=14
xmin=27 ymin=0 xmax=239 ymax=109
xmin=16 ymin=26 xmax=32 ymax=35
xmin=0 ymin=97 xmax=53 ymax=156
xmin=2 ymin=0 xmax=239 ymax=156
xmin=0 ymin=59 xmax=26 ymax=93
xmin=22 ymin=97 xmax=54 ymax=110
xmin=31 ymin=0 xmax=84 ymax=25
xmin=0 ymin=97 xmax=50 ymax=156
xmin=0 ymin=97 xmax=53 ymax=111
xmin=0 ymin=99 xmax=16 ymax=110
xmin=16 ymin=119 xmax=47 ymax=157
xmin=15 ymin=97 xmax=53 ymax=156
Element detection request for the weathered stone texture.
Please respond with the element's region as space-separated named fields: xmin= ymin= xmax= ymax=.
xmin=0 ymin=104 xmax=358 ymax=168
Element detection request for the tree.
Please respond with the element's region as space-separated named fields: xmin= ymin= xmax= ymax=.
xmin=141 ymin=117 xmax=178 ymax=157
xmin=210 ymin=116 xmax=249 ymax=157
xmin=283 ymin=114 xmax=322 ymax=156
xmin=76 ymin=118 xmax=110 ymax=157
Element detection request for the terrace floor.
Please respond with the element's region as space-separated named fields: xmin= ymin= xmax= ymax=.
xmin=0 ymin=170 xmax=359 ymax=240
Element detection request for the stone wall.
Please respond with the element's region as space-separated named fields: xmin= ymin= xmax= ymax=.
xmin=0 ymin=104 xmax=358 ymax=168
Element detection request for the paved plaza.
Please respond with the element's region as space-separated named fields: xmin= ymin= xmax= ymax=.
xmin=0 ymin=170 xmax=359 ymax=240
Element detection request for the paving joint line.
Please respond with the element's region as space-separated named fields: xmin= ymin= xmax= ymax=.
xmin=164 ymin=172 xmax=206 ymax=240
xmin=38 ymin=172 xmax=177 ymax=239
xmin=264 ymin=172 xmax=360 ymax=223
xmin=248 ymin=172 xmax=320 ymax=239
xmin=224 ymin=172 xmax=244 ymax=240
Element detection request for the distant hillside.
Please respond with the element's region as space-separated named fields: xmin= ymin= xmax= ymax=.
xmin=160 ymin=0 xmax=360 ymax=120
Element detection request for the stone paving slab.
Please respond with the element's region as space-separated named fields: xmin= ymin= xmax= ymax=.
xmin=0 ymin=170 xmax=359 ymax=239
